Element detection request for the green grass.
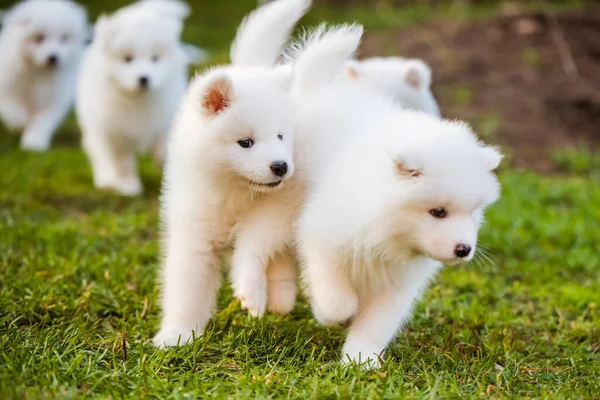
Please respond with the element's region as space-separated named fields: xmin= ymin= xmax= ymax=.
xmin=1 ymin=0 xmax=599 ymax=398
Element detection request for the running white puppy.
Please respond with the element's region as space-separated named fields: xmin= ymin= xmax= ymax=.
xmin=344 ymin=57 xmax=441 ymax=116
xmin=0 ymin=0 xmax=88 ymax=151
xmin=153 ymin=0 xmax=311 ymax=348
xmin=290 ymin=45 xmax=501 ymax=368
xmin=226 ymin=24 xmax=365 ymax=321
xmin=76 ymin=0 xmax=196 ymax=196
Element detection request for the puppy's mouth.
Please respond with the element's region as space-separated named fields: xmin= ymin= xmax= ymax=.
xmin=246 ymin=179 xmax=283 ymax=189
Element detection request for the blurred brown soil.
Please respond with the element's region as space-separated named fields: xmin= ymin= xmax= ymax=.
xmin=361 ymin=5 xmax=600 ymax=172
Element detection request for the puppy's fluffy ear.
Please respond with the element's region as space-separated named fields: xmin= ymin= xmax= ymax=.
xmin=94 ymin=15 xmax=115 ymax=48
xmin=344 ymin=60 xmax=361 ymax=80
xmin=479 ymin=146 xmax=503 ymax=171
xmin=393 ymin=152 xmax=422 ymax=178
xmin=402 ymin=59 xmax=432 ymax=90
xmin=199 ymin=74 xmax=234 ymax=116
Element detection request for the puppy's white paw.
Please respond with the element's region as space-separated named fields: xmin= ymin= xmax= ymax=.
xmin=98 ymin=179 xmax=143 ymax=197
xmin=341 ymin=352 xmax=382 ymax=370
xmin=312 ymin=290 xmax=359 ymax=326
xmin=267 ymin=278 xmax=297 ymax=315
xmin=20 ymin=133 xmax=50 ymax=152
xmin=235 ymin=278 xmax=267 ymax=317
xmin=152 ymin=326 xmax=197 ymax=348
xmin=341 ymin=343 xmax=384 ymax=369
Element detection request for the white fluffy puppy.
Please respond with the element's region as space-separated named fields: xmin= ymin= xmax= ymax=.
xmin=226 ymin=24 xmax=364 ymax=320
xmin=294 ymin=72 xmax=501 ymax=367
xmin=344 ymin=57 xmax=441 ymax=116
xmin=153 ymin=0 xmax=311 ymax=347
xmin=0 ymin=0 xmax=87 ymax=151
xmin=76 ymin=0 xmax=194 ymax=196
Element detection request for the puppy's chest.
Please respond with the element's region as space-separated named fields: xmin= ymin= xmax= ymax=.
xmin=105 ymin=99 xmax=171 ymax=148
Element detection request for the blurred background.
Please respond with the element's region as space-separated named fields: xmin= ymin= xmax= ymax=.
xmin=2 ymin=0 xmax=597 ymax=172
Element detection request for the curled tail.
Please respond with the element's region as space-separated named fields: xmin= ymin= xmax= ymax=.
xmin=288 ymin=24 xmax=363 ymax=100
xmin=231 ymin=0 xmax=311 ymax=67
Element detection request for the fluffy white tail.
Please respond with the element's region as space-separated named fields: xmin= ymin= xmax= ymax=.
xmin=288 ymin=24 xmax=363 ymax=99
xmin=231 ymin=0 xmax=311 ymax=67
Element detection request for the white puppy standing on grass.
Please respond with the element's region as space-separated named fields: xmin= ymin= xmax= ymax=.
xmin=153 ymin=0 xmax=312 ymax=348
xmin=0 ymin=0 xmax=88 ymax=151
xmin=290 ymin=52 xmax=502 ymax=367
xmin=76 ymin=0 xmax=199 ymax=196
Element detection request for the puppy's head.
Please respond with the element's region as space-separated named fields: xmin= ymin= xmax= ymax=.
xmin=383 ymin=114 xmax=501 ymax=264
xmin=345 ymin=57 xmax=441 ymax=117
xmin=4 ymin=0 xmax=88 ymax=69
xmin=179 ymin=68 xmax=295 ymax=193
xmin=94 ymin=11 xmax=185 ymax=94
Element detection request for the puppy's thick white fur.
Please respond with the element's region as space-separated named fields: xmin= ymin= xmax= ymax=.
xmin=76 ymin=0 xmax=192 ymax=196
xmin=344 ymin=57 xmax=441 ymax=116
xmin=294 ymin=76 xmax=501 ymax=367
xmin=153 ymin=0 xmax=311 ymax=348
xmin=225 ymin=24 xmax=365 ymax=325
xmin=0 ymin=0 xmax=88 ymax=151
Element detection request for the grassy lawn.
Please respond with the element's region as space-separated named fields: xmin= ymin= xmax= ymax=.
xmin=1 ymin=0 xmax=599 ymax=398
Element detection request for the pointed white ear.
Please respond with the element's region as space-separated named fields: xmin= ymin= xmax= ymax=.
xmin=344 ymin=60 xmax=361 ymax=80
xmin=94 ymin=15 xmax=116 ymax=48
xmin=479 ymin=146 xmax=503 ymax=171
xmin=199 ymin=74 xmax=234 ymax=116
xmin=402 ymin=59 xmax=432 ymax=89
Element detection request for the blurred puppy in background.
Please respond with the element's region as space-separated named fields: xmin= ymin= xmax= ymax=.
xmin=76 ymin=0 xmax=201 ymax=196
xmin=0 ymin=0 xmax=88 ymax=151
xmin=344 ymin=57 xmax=441 ymax=116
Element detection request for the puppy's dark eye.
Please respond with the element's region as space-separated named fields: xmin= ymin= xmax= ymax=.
xmin=152 ymin=55 xmax=160 ymax=62
xmin=237 ymin=138 xmax=254 ymax=148
xmin=277 ymin=133 xmax=283 ymax=141
xmin=429 ymin=207 xmax=448 ymax=219
xmin=33 ymin=34 xmax=46 ymax=44
xmin=123 ymin=55 xmax=133 ymax=63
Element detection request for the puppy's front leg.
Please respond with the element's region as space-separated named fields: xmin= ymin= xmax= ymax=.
xmin=230 ymin=230 xmax=270 ymax=318
xmin=231 ymin=200 xmax=295 ymax=317
xmin=20 ymin=104 xmax=69 ymax=151
xmin=0 ymin=97 xmax=29 ymax=131
xmin=341 ymin=288 xmax=417 ymax=369
xmin=82 ymin=134 xmax=142 ymax=196
xmin=302 ymin=245 xmax=358 ymax=326
xmin=153 ymin=235 xmax=220 ymax=348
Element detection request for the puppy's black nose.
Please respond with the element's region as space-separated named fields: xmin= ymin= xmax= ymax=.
xmin=270 ymin=161 xmax=288 ymax=177
xmin=47 ymin=54 xmax=58 ymax=66
xmin=139 ymin=76 xmax=149 ymax=89
xmin=454 ymin=244 xmax=472 ymax=258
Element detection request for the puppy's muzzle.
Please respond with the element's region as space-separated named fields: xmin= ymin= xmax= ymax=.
xmin=454 ymin=244 xmax=472 ymax=258
xmin=47 ymin=54 xmax=59 ymax=67
xmin=138 ymin=76 xmax=150 ymax=90
xmin=270 ymin=161 xmax=288 ymax=177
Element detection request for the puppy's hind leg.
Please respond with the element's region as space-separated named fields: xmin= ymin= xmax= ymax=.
xmin=83 ymin=133 xmax=142 ymax=196
xmin=266 ymin=251 xmax=297 ymax=315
